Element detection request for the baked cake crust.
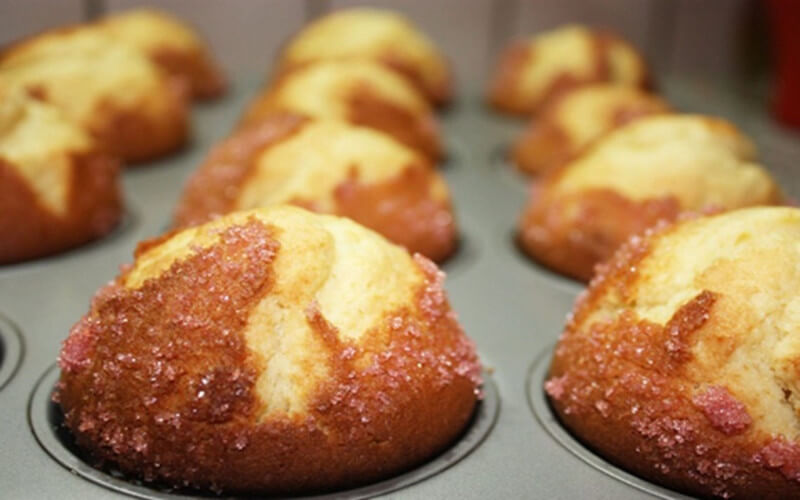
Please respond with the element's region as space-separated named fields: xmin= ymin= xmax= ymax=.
xmin=488 ymin=25 xmax=651 ymax=115
xmin=174 ymin=116 xmax=457 ymax=262
xmin=547 ymin=207 xmax=800 ymax=499
xmin=241 ymin=60 xmax=443 ymax=161
xmin=57 ymin=207 xmax=480 ymax=494
xmin=517 ymin=115 xmax=782 ymax=281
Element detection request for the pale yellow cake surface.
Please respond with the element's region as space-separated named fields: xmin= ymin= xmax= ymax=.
xmin=552 ymin=84 xmax=670 ymax=148
xmin=281 ymin=8 xmax=447 ymax=96
xmin=266 ymin=59 xmax=429 ymax=119
xmin=124 ymin=206 xmax=424 ymax=417
xmin=0 ymin=28 xmax=174 ymax=133
xmin=96 ymin=8 xmax=202 ymax=54
xmin=0 ymin=87 xmax=93 ymax=215
xmin=235 ymin=120 xmax=447 ymax=212
xmin=517 ymin=25 xmax=646 ymax=106
xmin=552 ymin=114 xmax=777 ymax=209
xmin=98 ymin=8 xmax=203 ymax=52
xmin=581 ymin=207 xmax=800 ymax=440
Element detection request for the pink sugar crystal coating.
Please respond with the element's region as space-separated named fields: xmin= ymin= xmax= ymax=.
xmin=692 ymin=385 xmax=752 ymax=436
xmin=55 ymin=216 xmax=482 ymax=494
xmin=755 ymin=437 xmax=800 ymax=482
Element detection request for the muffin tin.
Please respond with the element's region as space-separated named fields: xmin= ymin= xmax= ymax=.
xmin=1 ymin=74 xmax=799 ymax=498
xmin=0 ymin=314 xmax=24 ymax=391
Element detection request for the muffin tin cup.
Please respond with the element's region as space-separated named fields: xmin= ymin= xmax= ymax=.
xmin=29 ymin=364 xmax=500 ymax=500
xmin=0 ymin=314 xmax=24 ymax=391
xmin=527 ymin=345 xmax=693 ymax=500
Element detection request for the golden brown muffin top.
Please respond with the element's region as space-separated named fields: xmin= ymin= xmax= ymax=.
xmin=94 ymin=8 xmax=225 ymax=98
xmin=95 ymin=8 xmax=207 ymax=57
xmin=549 ymin=114 xmax=780 ymax=210
xmin=238 ymin=120 xmax=447 ymax=212
xmin=58 ymin=205 xmax=479 ymax=492
xmin=542 ymin=84 xmax=670 ymax=150
xmin=567 ymin=206 xmax=800 ymax=453
xmin=74 ymin=205 xmax=475 ymax=418
xmin=278 ymin=8 xmax=449 ymax=103
xmin=546 ymin=207 xmax=800 ymax=497
xmin=174 ymin=116 xmax=456 ymax=262
xmin=0 ymin=27 xmax=177 ymax=132
xmin=0 ymin=86 xmax=94 ymax=216
xmin=247 ymin=59 xmax=431 ymax=124
xmin=490 ymin=24 xmax=649 ymax=114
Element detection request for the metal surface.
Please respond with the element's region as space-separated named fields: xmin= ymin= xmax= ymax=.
xmin=0 ymin=314 xmax=24 ymax=391
xmin=1 ymin=75 xmax=799 ymax=499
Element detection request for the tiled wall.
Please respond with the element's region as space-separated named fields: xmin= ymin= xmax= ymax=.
xmin=0 ymin=0 xmax=769 ymax=88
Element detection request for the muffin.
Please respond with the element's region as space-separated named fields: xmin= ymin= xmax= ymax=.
xmin=241 ymin=59 xmax=442 ymax=161
xmin=174 ymin=115 xmax=457 ymax=262
xmin=512 ymin=84 xmax=671 ymax=175
xmin=95 ymin=8 xmax=226 ymax=100
xmin=277 ymin=8 xmax=451 ymax=106
xmin=488 ymin=25 xmax=650 ymax=115
xmin=0 ymin=28 xmax=189 ymax=163
xmin=546 ymin=206 xmax=800 ymax=499
xmin=0 ymin=86 xmax=122 ymax=264
xmin=56 ymin=205 xmax=481 ymax=494
xmin=518 ymin=115 xmax=782 ymax=281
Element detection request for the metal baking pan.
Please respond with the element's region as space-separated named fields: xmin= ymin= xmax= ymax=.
xmin=1 ymin=75 xmax=799 ymax=499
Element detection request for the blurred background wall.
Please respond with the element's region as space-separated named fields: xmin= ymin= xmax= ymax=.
xmin=0 ymin=0 xmax=769 ymax=93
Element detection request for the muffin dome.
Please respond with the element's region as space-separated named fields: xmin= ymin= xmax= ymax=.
xmin=57 ymin=206 xmax=481 ymax=494
xmin=0 ymin=28 xmax=189 ymax=162
xmin=518 ymin=115 xmax=782 ymax=281
xmin=242 ymin=59 xmax=442 ymax=161
xmin=512 ymin=84 xmax=671 ymax=175
xmin=96 ymin=8 xmax=226 ymax=99
xmin=488 ymin=25 xmax=650 ymax=115
xmin=547 ymin=207 xmax=800 ymax=499
xmin=277 ymin=8 xmax=451 ymax=106
xmin=0 ymin=87 xmax=122 ymax=264
xmin=174 ymin=115 xmax=457 ymax=262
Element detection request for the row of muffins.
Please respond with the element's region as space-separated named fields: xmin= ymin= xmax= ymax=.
xmin=174 ymin=8 xmax=461 ymax=263
xmin=488 ymin=25 xmax=800 ymax=498
xmin=0 ymin=8 xmax=226 ymax=264
xmin=5 ymin=8 xmax=798 ymax=499
xmin=55 ymin=7 xmax=483 ymax=497
xmin=486 ymin=24 xmax=782 ymax=282
xmin=0 ymin=7 xmax=463 ymax=266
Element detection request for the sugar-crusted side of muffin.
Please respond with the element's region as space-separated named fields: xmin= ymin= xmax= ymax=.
xmin=57 ymin=206 xmax=481 ymax=494
xmin=547 ymin=207 xmax=800 ymax=499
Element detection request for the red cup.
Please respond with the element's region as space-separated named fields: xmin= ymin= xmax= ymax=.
xmin=766 ymin=0 xmax=800 ymax=128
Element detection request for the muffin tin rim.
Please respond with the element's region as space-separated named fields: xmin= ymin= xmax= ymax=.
xmin=527 ymin=344 xmax=694 ymax=500
xmin=0 ymin=313 xmax=24 ymax=391
xmin=29 ymin=363 xmax=500 ymax=500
